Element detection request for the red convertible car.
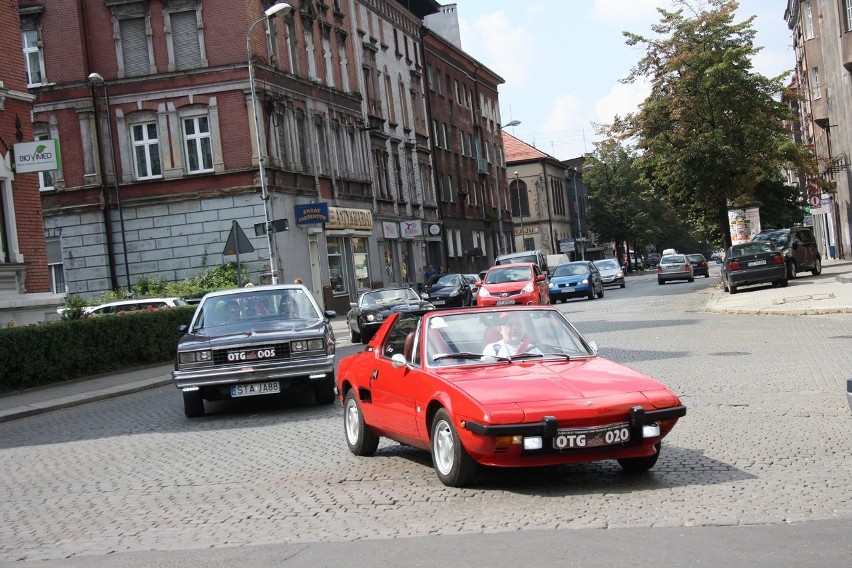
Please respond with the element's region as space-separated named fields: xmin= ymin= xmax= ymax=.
xmin=336 ymin=306 xmax=686 ymax=486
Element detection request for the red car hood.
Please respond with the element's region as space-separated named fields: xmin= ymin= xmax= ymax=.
xmin=435 ymin=358 xmax=677 ymax=420
xmin=481 ymin=282 xmax=528 ymax=293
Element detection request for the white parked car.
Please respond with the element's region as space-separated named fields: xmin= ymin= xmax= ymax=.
xmin=84 ymin=297 xmax=187 ymax=316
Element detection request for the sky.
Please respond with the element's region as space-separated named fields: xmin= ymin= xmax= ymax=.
xmin=455 ymin=0 xmax=795 ymax=160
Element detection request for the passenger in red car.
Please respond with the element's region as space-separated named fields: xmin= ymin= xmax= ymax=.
xmin=481 ymin=314 xmax=542 ymax=357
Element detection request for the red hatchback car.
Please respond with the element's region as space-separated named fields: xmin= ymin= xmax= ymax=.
xmin=337 ymin=306 xmax=686 ymax=486
xmin=476 ymin=262 xmax=550 ymax=306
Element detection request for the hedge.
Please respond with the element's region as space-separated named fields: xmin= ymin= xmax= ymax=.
xmin=0 ymin=305 xmax=196 ymax=393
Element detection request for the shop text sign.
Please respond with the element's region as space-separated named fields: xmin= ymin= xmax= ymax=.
xmin=14 ymin=139 xmax=62 ymax=174
xmin=295 ymin=203 xmax=329 ymax=225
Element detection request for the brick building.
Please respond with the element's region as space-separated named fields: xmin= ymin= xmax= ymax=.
xmin=24 ymin=0 xmax=442 ymax=314
xmin=1 ymin=0 xmax=63 ymax=325
xmin=422 ymin=5 xmax=512 ymax=276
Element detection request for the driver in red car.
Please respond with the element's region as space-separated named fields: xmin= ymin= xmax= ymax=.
xmin=482 ymin=313 xmax=542 ymax=358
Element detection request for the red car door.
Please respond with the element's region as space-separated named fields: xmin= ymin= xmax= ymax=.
xmin=367 ymin=317 xmax=422 ymax=442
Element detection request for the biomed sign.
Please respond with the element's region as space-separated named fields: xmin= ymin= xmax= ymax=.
xmin=14 ymin=140 xmax=62 ymax=174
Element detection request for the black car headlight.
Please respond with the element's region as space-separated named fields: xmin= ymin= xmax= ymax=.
xmin=292 ymin=338 xmax=325 ymax=353
xmin=366 ymin=312 xmax=383 ymax=322
xmin=178 ymin=350 xmax=212 ymax=366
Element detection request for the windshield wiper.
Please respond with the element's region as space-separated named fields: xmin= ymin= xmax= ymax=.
xmin=433 ymin=352 xmax=485 ymax=361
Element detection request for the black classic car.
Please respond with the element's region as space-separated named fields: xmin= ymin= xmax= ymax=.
xmin=347 ymin=287 xmax=434 ymax=344
xmin=172 ymin=285 xmax=337 ymax=417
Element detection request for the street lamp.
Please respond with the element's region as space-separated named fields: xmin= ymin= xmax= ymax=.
xmin=514 ymin=171 xmax=524 ymax=251
xmin=495 ymin=120 xmax=521 ymax=255
xmin=247 ymin=2 xmax=292 ymax=284
xmin=88 ymin=72 xmax=132 ymax=294
xmin=566 ymin=168 xmax=584 ymax=260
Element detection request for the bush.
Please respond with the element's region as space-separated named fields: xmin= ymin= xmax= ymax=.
xmin=0 ymin=305 xmax=196 ymax=393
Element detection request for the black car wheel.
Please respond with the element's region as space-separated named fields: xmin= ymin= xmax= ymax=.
xmin=431 ymin=408 xmax=477 ymax=487
xmin=812 ymin=257 xmax=822 ymax=276
xmin=182 ymin=390 xmax=204 ymax=418
xmin=729 ymin=283 xmax=738 ymax=294
xmin=597 ymin=287 xmax=604 ymax=299
xmin=343 ymin=390 xmax=379 ymax=456
xmin=349 ymin=322 xmax=361 ymax=343
xmin=617 ymin=442 xmax=661 ymax=473
xmin=779 ymin=278 xmax=789 ymax=288
xmin=620 ymin=281 xmax=625 ymax=289
xmin=788 ymin=260 xmax=798 ymax=279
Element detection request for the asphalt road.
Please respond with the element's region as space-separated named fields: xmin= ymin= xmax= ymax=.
xmin=2 ymin=268 xmax=851 ymax=566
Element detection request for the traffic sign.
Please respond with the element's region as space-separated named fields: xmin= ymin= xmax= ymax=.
xmin=809 ymin=194 xmax=821 ymax=207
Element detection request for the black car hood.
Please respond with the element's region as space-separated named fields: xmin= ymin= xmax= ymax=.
xmin=178 ymin=319 xmax=329 ymax=350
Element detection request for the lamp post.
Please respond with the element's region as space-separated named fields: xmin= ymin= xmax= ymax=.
xmin=514 ymin=171 xmax=524 ymax=251
xmin=496 ymin=119 xmax=520 ymax=255
xmin=88 ymin=72 xmax=131 ymax=294
xmin=567 ymin=167 xmax=584 ymax=260
xmin=247 ymin=2 xmax=291 ymax=284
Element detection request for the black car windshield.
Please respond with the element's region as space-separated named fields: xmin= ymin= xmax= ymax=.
xmin=731 ymin=242 xmax=775 ymax=256
xmin=753 ymin=230 xmax=789 ymax=248
xmin=430 ymin=275 xmax=460 ymax=288
xmin=551 ymin=263 xmax=589 ymax=277
xmin=195 ymin=289 xmax=319 ymax=330
xmin=362 ymin=288 xmax=419 ymax=306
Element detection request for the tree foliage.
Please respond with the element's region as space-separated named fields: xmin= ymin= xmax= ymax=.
xmin=615 ymin=0 xmax=813 ymax=250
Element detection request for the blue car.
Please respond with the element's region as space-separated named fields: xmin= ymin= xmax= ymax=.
xmin=548 ymin=261 xmax=604 ymax=303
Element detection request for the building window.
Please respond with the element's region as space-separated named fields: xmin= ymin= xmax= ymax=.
xmin=285 ymin=16 xmax=299 ymax=74
xmin=803 ymin=2 xmax=815 ymax=39
xmin=338 ymin=34 xmax=349 ymax=92
xmin=305 ymin=27 xmax=318 ymax=81
xmin=183 ymin=115 xmax=213 ymax=173
xmin=34 ymin=134 xmax=55 ymax=190
xmin=314 ymin=116 xmax=327 ymax=174
xmin=131 ymin=122 xmax=162 ymax=179
xmin=118 ymin=12 xmax=152 ymax=77
xmin=328 ymin=238 xmax=346 ymax=294
xmin=164 ymin=2 xmax=206 ymax=71
xmin=321 ymin=26 xmax=334 ymax=87
xmin=811 ymin=67 xmax=821 ymax=99
xmin=846 ymin=0 xmax=852 ymax=32
xmin=353 ymin=237 xmax=370 ymax=290
xmin=46 ymin=238 xmax=65 ymax=293
xmin=511 ymin=179 xmax=529 ymax=216
xmin=385 ymin=74 xmax=396 ymax=123
xmin=22 ymin=29 xmax=45 ymax=86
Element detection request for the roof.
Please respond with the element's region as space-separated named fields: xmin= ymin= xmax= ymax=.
xmin=502 ymin=132 xmax=548 ymax=162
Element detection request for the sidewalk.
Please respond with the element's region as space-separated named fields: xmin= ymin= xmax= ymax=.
xmin=706 ymin=258 xmax=852 ymax=315
xmin=2 ymin=266 xmax=851 ymax=424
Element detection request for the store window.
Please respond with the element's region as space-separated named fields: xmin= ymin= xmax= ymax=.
xmin=328 ymin=238 xmax=345 ymax=294
xmin=353 ymin=238 xmax=370 ymax=290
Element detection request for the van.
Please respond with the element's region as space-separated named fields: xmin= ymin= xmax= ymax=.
xmin=546 ymin=254 xmax=571 ymax=269
xmin=495 ymin=250 xmax=549 ymax=274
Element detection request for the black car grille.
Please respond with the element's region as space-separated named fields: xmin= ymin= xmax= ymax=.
xmin=212 ymin=342 xmax=292 ymax=366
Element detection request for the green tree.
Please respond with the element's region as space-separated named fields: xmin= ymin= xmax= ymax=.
xmin=585 ymin=141 xmax=649 ymax=267
xmin=618 ymin=0 xmax=813 ymax=250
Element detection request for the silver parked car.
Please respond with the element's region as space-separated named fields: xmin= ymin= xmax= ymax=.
xmin=593 ymin=258 xmax=626 ymax=288
xmin=172 ymin=285 xmax=337 ymax=417
xmin=657 ymin=254 xmax=694 ymax=284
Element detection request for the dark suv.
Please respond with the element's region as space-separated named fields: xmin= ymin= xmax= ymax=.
xmin=751 ymin=226 xmax=822 ymax=279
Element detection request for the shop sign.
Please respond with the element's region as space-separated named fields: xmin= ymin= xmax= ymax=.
xmin=400 ymin=219 xmax=423 ymax=238
xmin=382 ymin=221 xmax=399 ymax=238
xmin=14 ymin=139 xmax=62 ymax=174
xmin=295 ymin=203 xmax=329 ymax=225
xmin=326 ymin=207 xmax=373 ymax=230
